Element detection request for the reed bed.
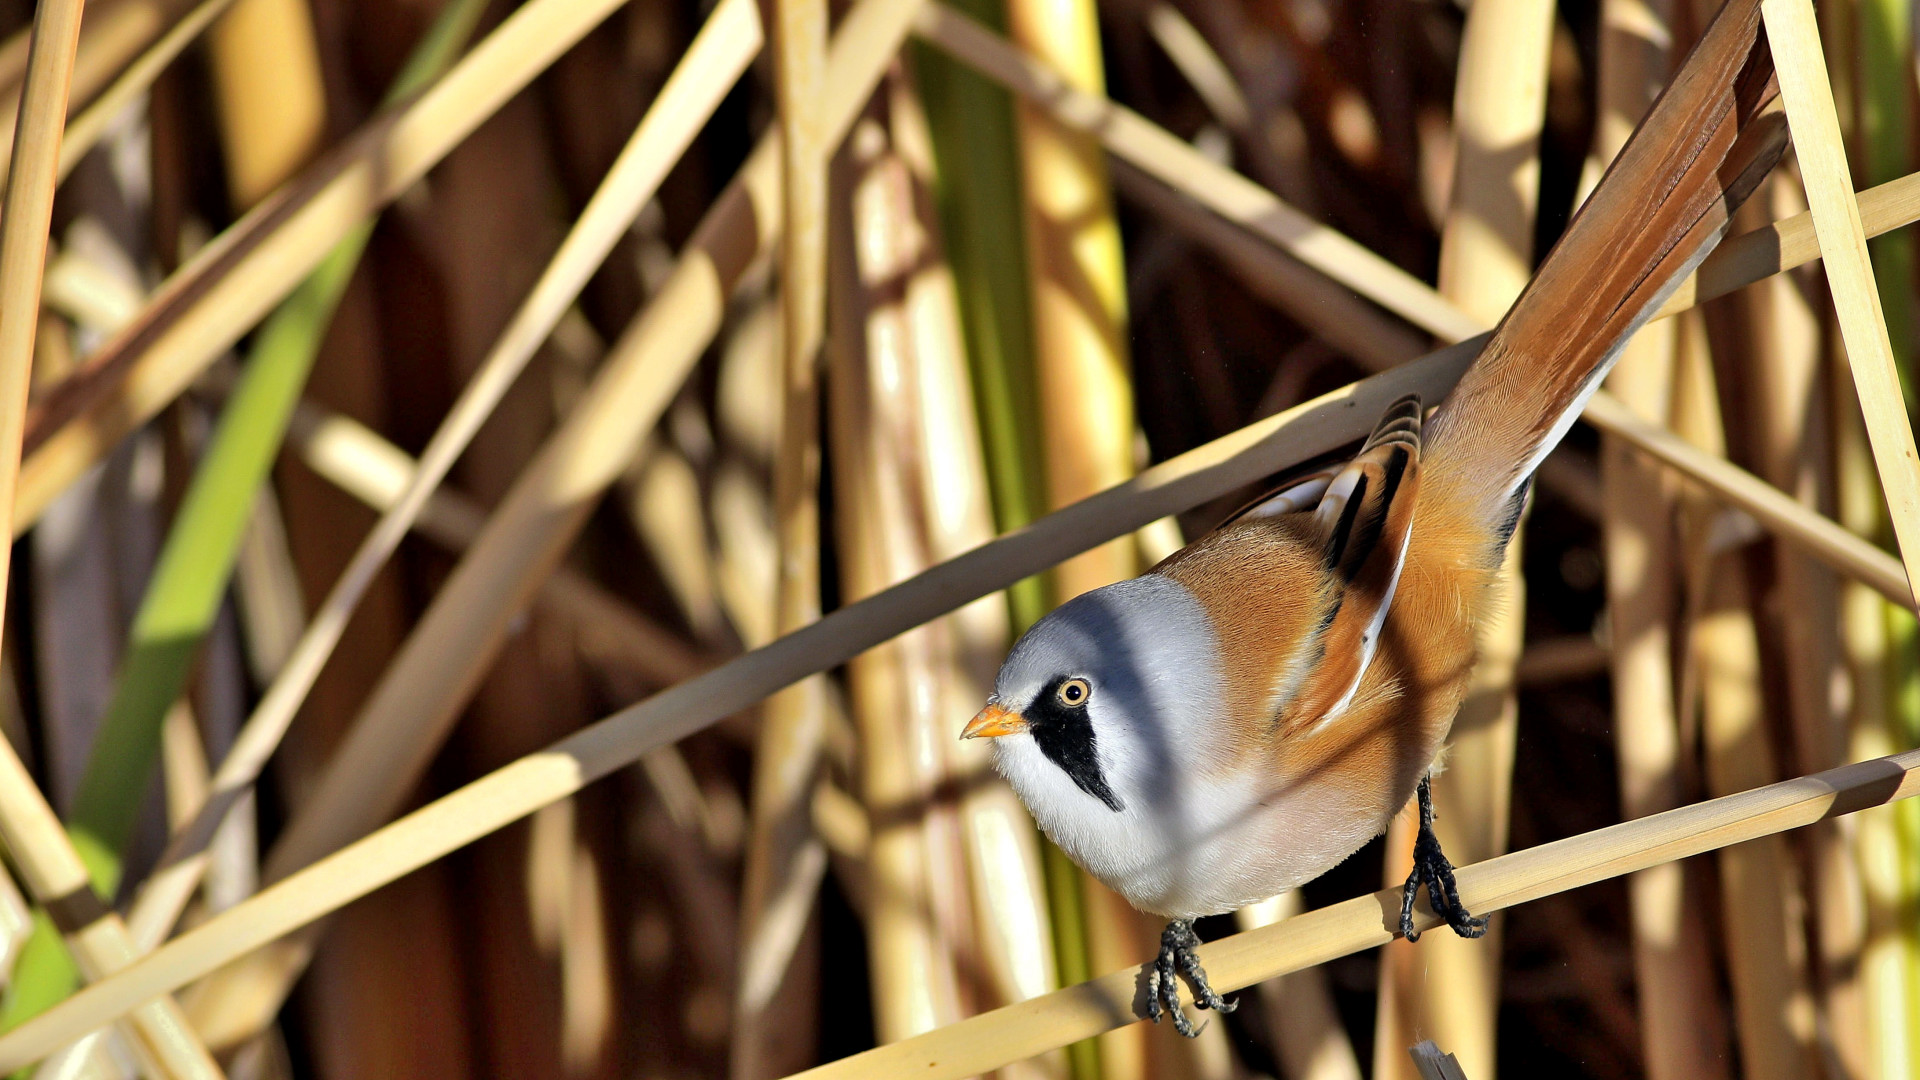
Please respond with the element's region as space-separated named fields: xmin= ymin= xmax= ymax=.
xmin=0 ymin=0 xmax=1916 ymax=1076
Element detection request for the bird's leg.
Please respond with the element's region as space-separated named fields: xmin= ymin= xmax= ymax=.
xmin=1398 ymin=775 xmax=1489 ymax=942
xmin=1145 ymin=918 xmax=1237 ymax=1038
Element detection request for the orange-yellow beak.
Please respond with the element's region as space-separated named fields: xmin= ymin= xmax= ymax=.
xmin=962 ymin=702 xmax=1028 ymax=740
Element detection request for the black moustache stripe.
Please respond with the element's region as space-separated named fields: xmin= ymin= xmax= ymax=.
xmin=1028 ymin=676 xmax=1124 ymax=812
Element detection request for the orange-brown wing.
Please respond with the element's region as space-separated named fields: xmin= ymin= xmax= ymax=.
xmin=1277 ymin=393 xmax=1423 ymax=735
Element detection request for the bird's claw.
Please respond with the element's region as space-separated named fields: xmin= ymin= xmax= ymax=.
xmin=1398 ymin=775 xmax=1489 ymax=942
xmin=1145 ymin=919 xmax=1236 ymax=1038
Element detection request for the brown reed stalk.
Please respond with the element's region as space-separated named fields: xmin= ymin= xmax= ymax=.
xmin=788 ymin=747 xmax=1920 ymax=1080
xmin=879 ymin=70 xmax=1063 ymax=1077
xmin=1236 ymin=896 xmax=1361 ymax=1080
xmin=1673 ymin=319 xmax=1821 ymax=1079
xmin=826 ymin=104 xmax=978 ymax=1047
xmin=117 ymin=0 xmax=756 ymax=958
xmin=1760 ymin=0 xmax=1920 ymax=605
xmin=11 ymin=0 xmax=637 ymax=532
xmin=0 ymin=248 xmax=1909 ymax=1067
xmin=0 ymin=0 xmax=220 ymax=1074
xmin=1373 ymin=2 xmax=1549 ymax=1074
xmin=916 ymin=1 xmax=1919 ymax=606
xmin=1589 ymin=3 xmax=1732 ymax=1075
xmin=205 ymin=0 xmax=323 ymax=209
xmin=170 ymin=0 xmax=926 ymax=1049
xmin=733 ymin=0 xmax=833 ymax=1068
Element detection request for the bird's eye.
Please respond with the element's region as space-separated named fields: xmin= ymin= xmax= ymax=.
xmin=1056 ymin=678 xmax=1091 ymax=707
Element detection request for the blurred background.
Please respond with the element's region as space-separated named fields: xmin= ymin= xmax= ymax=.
xmin=0 ymin=0 xmax=1913 ymax=1075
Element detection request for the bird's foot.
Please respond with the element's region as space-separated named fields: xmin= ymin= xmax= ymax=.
xmin=1145 ymin=919 xmax=1236 ymax=1038
xmin=1398 ymin=775 xmax=1489 ymax=942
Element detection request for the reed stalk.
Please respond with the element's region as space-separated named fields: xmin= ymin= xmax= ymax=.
xmin=1673 ymin=319 xmax=1820 ymax=1079
xmin=1760 ymin=0 xmax=1920 ymax=604
xmin=1837 ymin=358 xmax=1917 ymax=1080
xmin=57 ymin=0 xmax=238 ymax=184
xmin=785 ymin=748 xmax=1920 ymax=1080
xmin=12 ymin=0 xmax=640 ymax=532
xmin=0 ymin=265 xmax=1910 ymax=1065
xmin=204 ymin=0 xmax=323 ymax=211
xmin=0 ymin=0 xmax=220 ymax=1073
xmin=1235 ymin=896 xmax=1360 ymax=1080
xmin=1374 ymin=1 xmax=1548 ymax=1074
xmin=881 ymin=69 xmax=1063 ymax=1077
xmin=171 ymin=0 xmax=924 ymax=1049
xmin=1590 ymin=4 xmax=1730 ymax=1075
xmin=826 ymin=103 xmax=978 ymax=1049
xmin=733 ymin=0 xmax=832 ymax=1068
xmin=97 ymin=0 xmax=754 ymax=980
xmin=1003 ymin=0 xmax=1165 ymax=1072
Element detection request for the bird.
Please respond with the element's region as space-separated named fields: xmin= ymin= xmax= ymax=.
xmin=962 ymin=0 xmax=1785 ymax=1037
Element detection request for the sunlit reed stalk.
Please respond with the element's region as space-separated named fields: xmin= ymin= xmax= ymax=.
xmin=0 ymin=0 xmax=218 ymax=1072
xmin=789 ymin=748 xmax=1920 ymax=1080
xmin=205 ymin=0 xmax=323 ymax=209
xmin=912 ymin=3 xmax=1920 ymax=604
xmin=733 ymin=0 xmax=832 ymax=1067
xmin=1850 ymin=2 xmax=1920 ymax=1074
xmin=1760 ymin=0 xmax=1920 ymax=604
xmin=1672 ymin=322 xmax=1821 ymax=1080
xmin=1235 ymin=896 xmax=1360 ymax=1080
xmin=109 ymin=0 xmax=753 ymax=989
xmin=1837 ymin=359 xmax=1917 ymax=1080
xmin=11 ymin=0 xmax=639 ymax=533
xmin=3 ymin=231 xmax=1917 ymax=1067
xmin=1003 ymin=0 xmax=1164 ymax=1073
xmin=828 ymin=103 xmax=981 ymax=1048
xmin=911 ymin=1 xmax=1094 ymax=1074
xmin=1590 ymin=4 xmax=1730 ymax=1076
xmin=172 ymin=0 xmax=925 ymax=1050
xmin=1373 ymin=2 xmax=1548 ymax=1075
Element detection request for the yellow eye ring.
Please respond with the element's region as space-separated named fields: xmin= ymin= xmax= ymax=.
xmin=1057 ymin=678 xmax=1091 ymax=707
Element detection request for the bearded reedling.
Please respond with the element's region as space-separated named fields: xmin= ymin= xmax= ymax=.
xmin=963 ymin=0 xmax=1787 ymax=1035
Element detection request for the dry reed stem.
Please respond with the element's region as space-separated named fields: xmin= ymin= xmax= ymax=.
xmin=116 ymin=0 xmax=762 ymax=973
xmin=910 ymin=2 xmax=1482 ymax=343
xmin=173 ymin=0 xmax=924 ymax=1047
xmin=0 ymin=0 xmax=185 ymax=182
xmin=280 ymin=403 xmax=708 ymax=689
xmin=0 ymin=337 xmax=1488 ymax=1070
xmin=1673 ymin=324 xmax=1820 ymax=1080
xmin=1590 ymin=4 xmax=1728 ymax=1073
xmin=879 ymin=70 xmax=1062 ymax=1062
xmin=733 ymin=0 xmax=832 ymax=1066
xmin=1374 ymin=1 xmax=1548 ymax=1073
xmin=4 ymin=264 xmax=1912 ymax=1065
xmin=1761 ymin=0 xmax=1920 ymax=605
xmin=0 ymin=0 xmax=221 ymax=1074
xmin=206 ymin=0 xmax=324 ymax=208
xmin=825 ymin=110 xmax=978 ymax=1046
xmin=919 ymin=1 xmax=1916 ymax=606
xmin=781 ymin=748 xmax=1920 ymax=1080
xmin=11 ymin=0 xmax=636 ymax=532
xmin=57 ymin=0 xmax=236 ymax=183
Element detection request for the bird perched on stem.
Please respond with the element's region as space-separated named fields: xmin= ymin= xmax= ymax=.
xmin=963 ymin=0 xmax=1785 ymax=1036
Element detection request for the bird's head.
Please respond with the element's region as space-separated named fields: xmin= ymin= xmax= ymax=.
xmin=963 ymin=574 xmax=1229 ymax=825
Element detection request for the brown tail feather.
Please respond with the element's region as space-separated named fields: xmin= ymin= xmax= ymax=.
xmin=1424 ymin=0 xmax=1784 ymax=532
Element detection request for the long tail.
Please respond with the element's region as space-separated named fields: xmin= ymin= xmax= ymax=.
xmin=1423 ymin=0 xmax=1785 ymax=536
